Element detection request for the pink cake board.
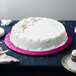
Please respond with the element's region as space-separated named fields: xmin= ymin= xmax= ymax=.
xmin=4 ymin=32 xmax=72 ymax=55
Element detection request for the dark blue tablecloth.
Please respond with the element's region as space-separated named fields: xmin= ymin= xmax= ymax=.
xmin=0 ymin=21 xmax=76 ymax=76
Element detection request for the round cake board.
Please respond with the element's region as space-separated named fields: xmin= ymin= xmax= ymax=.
xmin=4 ymin=32 xmax=72 ymax=55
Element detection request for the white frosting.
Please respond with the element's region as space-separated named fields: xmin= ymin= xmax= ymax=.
xmin=0 ymin=27 xmax=5 ymax=37
xmin=10 ymin=17 xmax=68 ymax=51
xmin=72 ymin=50 xmax=76 ymax=56
xmin=1 ymin=20 xmax=12 ymax=26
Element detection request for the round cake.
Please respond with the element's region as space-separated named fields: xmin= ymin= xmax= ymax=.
xmin=10 ymin=17 xmax=68 ymax=52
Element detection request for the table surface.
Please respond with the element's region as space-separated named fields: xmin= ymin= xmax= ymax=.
xmin=0 ymin=20 xmax=76 ymax=76
xmin=0 ymin=20 xmax=76 ymax=67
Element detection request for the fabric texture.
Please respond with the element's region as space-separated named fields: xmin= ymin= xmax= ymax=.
xmin=0 ymin=20 xmax=76 ymax=75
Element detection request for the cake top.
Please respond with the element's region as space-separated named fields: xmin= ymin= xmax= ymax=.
xmin=72 ymin=50 xmax=76 ymax=56
xmin=11 ymin=17 xmax=66 ymax=42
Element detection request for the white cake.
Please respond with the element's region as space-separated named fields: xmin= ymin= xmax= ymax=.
xmin=10 ymin=17 xmax=68 ymax=52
